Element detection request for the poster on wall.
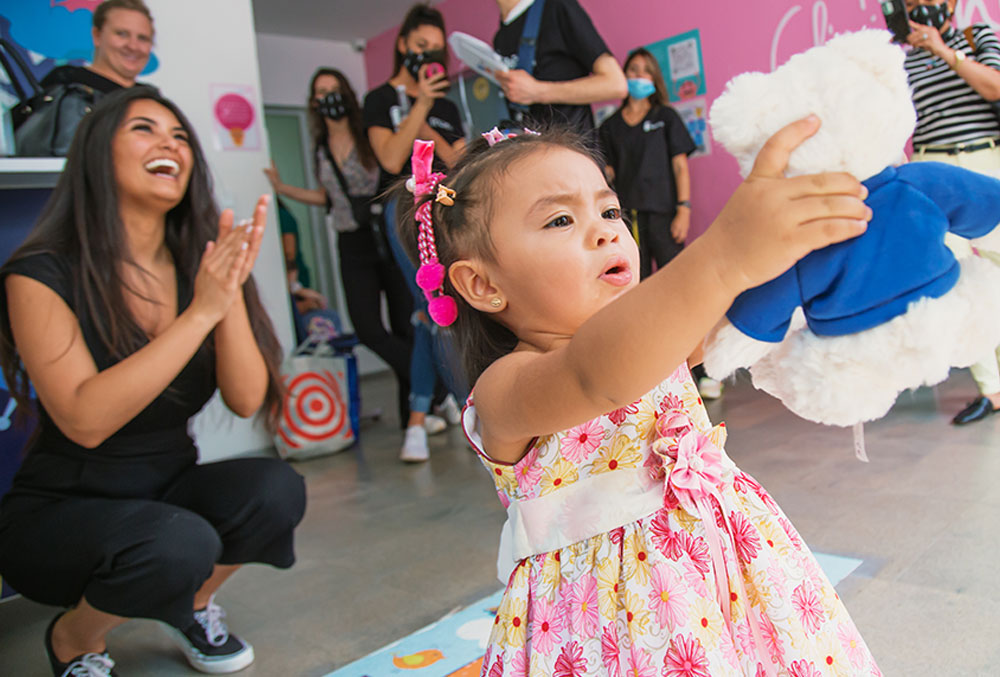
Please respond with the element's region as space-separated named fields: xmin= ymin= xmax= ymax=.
xmin=646 ymin=29 xmax=706 ymax=103
xmin=673 ymin=97 xmax=711 ymax=158
xmin=210 ymin=84 xmax=261 ymax=151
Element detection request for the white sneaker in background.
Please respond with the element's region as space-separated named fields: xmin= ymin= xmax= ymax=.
xmin=697 ymin=376 xmax=724 ymax=400
xmin=400 ymin=425 xmax=430 ymax=462
xmin=436 ymin=393 xmax=463 ymax=426
xmin=423 ymin=414 xmax=448 ymax=435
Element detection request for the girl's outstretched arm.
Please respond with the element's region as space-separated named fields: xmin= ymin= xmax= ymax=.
xmin=474 ymin=117 xmax=870 ymax=463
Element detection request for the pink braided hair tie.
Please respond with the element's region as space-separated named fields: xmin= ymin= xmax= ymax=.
xmin=408 ymin=139 xmax=458 ymax=327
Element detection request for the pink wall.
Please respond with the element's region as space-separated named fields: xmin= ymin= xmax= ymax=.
xmin=363 ymin=0 xmax=1000 ymax=238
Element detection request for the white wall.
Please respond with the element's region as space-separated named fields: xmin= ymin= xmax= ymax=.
xmin=143 ymin=0 xmax=293 ymax=462
xmin=256 ymin=33 xmax=368 ymax=106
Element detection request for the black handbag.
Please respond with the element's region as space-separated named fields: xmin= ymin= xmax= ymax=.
xmin=0 ymin=38 xmax=98 ymax=157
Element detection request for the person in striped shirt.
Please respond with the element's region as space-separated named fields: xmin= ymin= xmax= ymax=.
xmin=905 ymin=0 xmax=1000 ymax=425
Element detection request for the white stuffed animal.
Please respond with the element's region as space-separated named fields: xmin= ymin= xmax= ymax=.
xmin=704 ymin=29 xmax=1000 ymax=426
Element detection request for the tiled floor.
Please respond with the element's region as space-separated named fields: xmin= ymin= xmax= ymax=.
xmin=2 ymin=369 xmax=999 ymax=676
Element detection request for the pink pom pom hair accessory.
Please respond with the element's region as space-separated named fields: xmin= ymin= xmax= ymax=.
xmin=409 ymin=139 xmax=459 ymax=327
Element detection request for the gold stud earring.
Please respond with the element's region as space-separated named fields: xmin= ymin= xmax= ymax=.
xmin=490 ymin=298 xmax=503 ymax=308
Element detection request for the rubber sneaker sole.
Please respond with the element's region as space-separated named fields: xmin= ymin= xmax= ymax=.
xmin=162 ymin=625 xmax=255 ymax=674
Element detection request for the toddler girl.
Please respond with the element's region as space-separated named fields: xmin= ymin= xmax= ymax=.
xmin=397 ymin=120 xmax=880 ymax=676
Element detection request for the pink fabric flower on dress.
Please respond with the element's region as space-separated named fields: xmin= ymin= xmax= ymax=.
xmin=666 ymin=431 xmax=723 ymax=514
xmin=792 ymin=581 xmax=824 ymax=635
xmin=663 ymin=634 xmax=711 ymax=677
xmin=529 ymin=597 xmax=564 ymax=655
xmin=625 ymin=643 xmax=657 ymax=677
xmin=566 ymin=575 xmax=599 ymax=637
xmin=600 ymin=624 xmax=622 ymax=677
xmin=560 ymin=419 xmax=603 ymax=462
xmin=648 ymin=563 xmax=689 ymax=630
xmin=553 ymin=641 xmax=588 ymax=677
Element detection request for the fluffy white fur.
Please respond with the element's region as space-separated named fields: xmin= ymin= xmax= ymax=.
xmin=709 ymin=30 xmax=916 ymax=182
xmin=741 ymin=257 xmax=1000 ymax=426
xmin=703 ymin=29 xmax=1000 ymax=426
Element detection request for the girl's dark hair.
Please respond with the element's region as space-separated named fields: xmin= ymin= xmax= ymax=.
xmin=392 ymin=3 xmax=449 ymax=77
xmin=307 ymin=68 xmax=377 ymax=171
xmin=622 ymin=48 xmax=670 ymax=108
xmin=394 ymin=126 xmax=602 ymax=384
xmin=0 ymin=86 xmax=284 ymax=433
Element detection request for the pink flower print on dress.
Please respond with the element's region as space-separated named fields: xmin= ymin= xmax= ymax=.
xmin=789 ymin=659 xmax=823 ymax=677
xmin=792 ymin=581 xmax=825 ymax=635
xmin=553 ymin=640 xmax=588 ymax=677
xmin=649 ymin=511 xmax=684 ymax=559
xmin=625 ymin=643 xmax=657 ymax=677
xmin=760 ymin=613 xmax=785 ymax=666
xmin=510 ymin=649 xmax=528 ymax=675
xmin=682 ymin=559 xmax=710 ymax=598
xmin=607 ymin=400 xmax=639 ymax=425
xmin=668 ymin=362 xmax=690 ymax=383
xmin=654 ymin=410 xmax=693 ymax=449
xmin=681 ymin=532 xmax=712 ymax=576
xmin=648 ymin=563 xmax=690 ymax=630
xmin=838 ymin=622 xmax=868 ymax=668
xmin=658 ymin=392 xmax=685 ymax=415
xmin=778 ymin=516 xmax=804 ymax=550
xmin=486 ymin=653 xmax=504 ymax=677
xmin=529 ymin=597 xmax=564 ymax=655
xmin=560 ymin=419 xmax=604 ymax=462
xmin=600 ymin=624 xmax=622 ymax=677
xmin=515 ymin=449 xmax=543 ymax=495
xmin=663 ymin=634 xmax=711 ymax=677
xmin=729 ymin=509 xmax=762 ymax=563
xmin=566 ymin=575 xmax=600 ymax=638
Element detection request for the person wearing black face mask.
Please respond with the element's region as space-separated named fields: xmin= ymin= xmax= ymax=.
xmin=363 ymin=3 xmax=469 ymax=461
xmin=904 ymin=0 xmax=1000 ymax=425
xmin=265 ymin=68 xmax=415 ymax=427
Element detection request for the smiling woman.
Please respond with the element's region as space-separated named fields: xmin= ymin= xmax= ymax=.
xmin=0 ymin=87 xmax=306 ymax=677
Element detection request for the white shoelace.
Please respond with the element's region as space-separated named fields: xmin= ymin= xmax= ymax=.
xmin=194 ymin=597 xmax=229 ymax=648
xmin=63 ymin=652 xmax=115 ymax=677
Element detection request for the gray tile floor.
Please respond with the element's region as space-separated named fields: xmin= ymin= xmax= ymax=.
xmin=2 ymin=369 xmax=999 ymax=676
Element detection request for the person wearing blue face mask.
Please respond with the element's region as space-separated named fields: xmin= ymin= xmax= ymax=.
xmin=904 ymin=0 xmax=1000 ymax=425
xmin=598 ymin=48 xmax=695 ymax=280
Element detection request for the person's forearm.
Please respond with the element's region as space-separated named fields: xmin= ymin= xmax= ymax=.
xmin=278 ymin=182 xmax=327 ymax=207
xmin=673 ymin=158 xmax=691 ymax=203
xmin=940 ymin=47 xmax=1000 ymax=100
xmin=214 ymin=290 xmax=269 ymax=417
xmin=62 ymin=310 xmax=216 ymax=447
xmin=536 ymin=70 xmax=626 ymax=106
xmin=419 ymin=125 xmax=465 ymax=168
xmin=372 ymin=99 xmax=433 ymax=174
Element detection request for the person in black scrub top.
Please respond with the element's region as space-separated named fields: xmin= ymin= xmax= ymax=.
xmin=0 ymin=87 xmax=305 ymax=677
xmin=42 ymin=0 xmax=155 ymax=94
xmin=599 ymin=48 xmax=696 ymax=279
xmin=492 ymin=0 xmax=626 ymax=130
xmin=363 ymin=3 xmax=468 ymax=461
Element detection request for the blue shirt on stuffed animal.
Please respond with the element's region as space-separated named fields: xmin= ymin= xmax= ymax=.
xmin=727 ymin=162 xmax=1000 ymax=342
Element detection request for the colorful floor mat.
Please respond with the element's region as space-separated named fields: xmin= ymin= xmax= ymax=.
xmin=325 ymin=552 xmax=863 ymax=677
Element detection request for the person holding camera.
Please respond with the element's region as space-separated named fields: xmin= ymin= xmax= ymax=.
xmin=904 ymin=0 xmax=1000 ymax=425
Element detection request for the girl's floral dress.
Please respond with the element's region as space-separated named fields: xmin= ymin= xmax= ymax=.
xmin=463 ymin=364 xmax=880 ymax=677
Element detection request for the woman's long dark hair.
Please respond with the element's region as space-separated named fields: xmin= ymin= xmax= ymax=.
xmin=392 ymin=3 xmax=448 ymax=77
xmin=307 ymin=68 xmax=376 ymax=171
xmin=621 ymin=48 xmax=670 ymax=109
xmin=0 ymin=86 xmax=284 ymax=432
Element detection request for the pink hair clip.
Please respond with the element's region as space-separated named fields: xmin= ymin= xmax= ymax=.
xmin=410 ymin=139 xmax=458 ymax=327
xmin=482 ymin=126 xmax=540 ymax=146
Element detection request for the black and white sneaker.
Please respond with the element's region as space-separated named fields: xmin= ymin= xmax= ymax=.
xmin=44 ymin=613 xmax=119 ymax=677
xmin=163 ymin=597 xmax=254 ymax=674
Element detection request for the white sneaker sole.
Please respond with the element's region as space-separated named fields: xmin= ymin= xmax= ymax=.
xmin=162 ymin=626 xmax=255 ymax=674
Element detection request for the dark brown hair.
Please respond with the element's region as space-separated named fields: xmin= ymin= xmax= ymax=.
xmin=394 ymin=126 xmax=603 ymax=384
xmin=307 ymin=68 xmax=377 ymax=172
xmin=392 ymin=3 xmax=448 ymax=77
xmin=93 ymin=0 xmax=154 ymax=33
xmin=622 ymin=48 xmax=669 ymax=108
xmin=0 ymin=87 xmax=284 ymax=434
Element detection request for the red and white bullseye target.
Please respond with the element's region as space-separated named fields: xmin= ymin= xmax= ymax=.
xmin=278 ymin=370 xmax=352 ymax=450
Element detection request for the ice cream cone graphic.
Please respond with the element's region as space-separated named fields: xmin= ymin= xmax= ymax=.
xmin=214 ymin=92 xmax=255 ymax=149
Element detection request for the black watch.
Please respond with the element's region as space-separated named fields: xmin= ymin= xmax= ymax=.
xmin=677 ymin=200 xmax=691 ymax=209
